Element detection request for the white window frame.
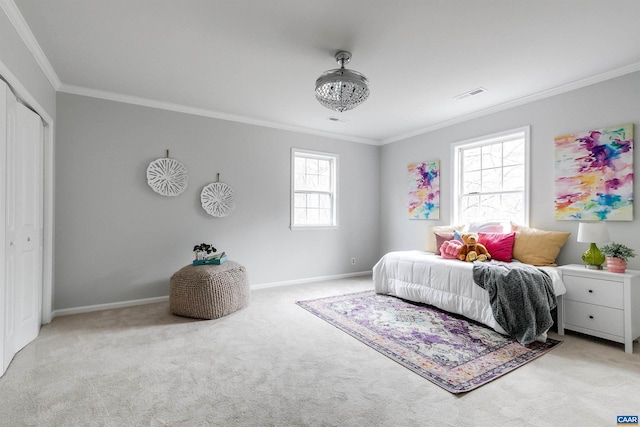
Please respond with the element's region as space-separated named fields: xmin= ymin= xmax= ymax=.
xmin=290 ymin=148 xmax=338 ymax=230
xmin=451 ymin=126 xmax=530 ymax=226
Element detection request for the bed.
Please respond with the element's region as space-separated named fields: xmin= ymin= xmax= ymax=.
xmin=373 ymin=250 xmax=567 ymax=344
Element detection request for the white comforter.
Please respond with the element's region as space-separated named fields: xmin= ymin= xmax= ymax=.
xmin=373 ymin=251 xmax=566 ymax=336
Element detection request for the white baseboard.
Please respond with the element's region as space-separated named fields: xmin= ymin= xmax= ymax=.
xmin=250 ymin=271 xmax=372 ymax=290
xmin=50 ymin=271 xmax=372 ymax=318
xmin=52 ymin=295 xmax=169 ymax=318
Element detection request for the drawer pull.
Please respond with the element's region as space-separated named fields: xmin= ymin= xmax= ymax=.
xmin=588 ymin=290 xmax=593 ymax=293
xmin=589 ymin=315 xmax=594 ymax=319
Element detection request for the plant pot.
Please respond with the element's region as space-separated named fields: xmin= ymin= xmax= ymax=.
xmin=606 ymin=257 xmax=627 ymax=273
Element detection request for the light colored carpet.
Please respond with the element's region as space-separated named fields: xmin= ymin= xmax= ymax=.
xmin=0 ymin=275 xmax=639 ymax=426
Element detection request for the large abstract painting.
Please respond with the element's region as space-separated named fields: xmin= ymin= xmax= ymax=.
xmin=555 ymin=123 xmax=633 ymax=221
xmin=408 ymin=160 xmax=440 ymax=220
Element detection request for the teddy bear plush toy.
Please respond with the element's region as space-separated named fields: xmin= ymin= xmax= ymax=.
xmin=458 ymin=233 xmax=491 ymax=262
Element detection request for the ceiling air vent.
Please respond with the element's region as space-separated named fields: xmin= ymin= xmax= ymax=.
xmin=454 ymin=87 xmax=487 ymax=100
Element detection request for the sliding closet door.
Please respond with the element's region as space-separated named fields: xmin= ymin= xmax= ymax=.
xmin=10 ymin=102 xmax=43 ymax=353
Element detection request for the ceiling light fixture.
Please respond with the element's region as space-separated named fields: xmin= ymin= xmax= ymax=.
xmin=315 ymin=51 xmax=370 ymax=113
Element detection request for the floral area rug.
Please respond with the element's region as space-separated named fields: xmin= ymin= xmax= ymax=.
xmin=296 ymin=290 xmax=561 ymax=393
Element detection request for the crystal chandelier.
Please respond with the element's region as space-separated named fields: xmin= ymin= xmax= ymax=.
xmin=315 ymin=51 xmax=370 ymax=112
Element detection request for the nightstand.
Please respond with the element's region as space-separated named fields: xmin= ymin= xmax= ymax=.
xmin=557 ymin=264 xmax=640 ymax=354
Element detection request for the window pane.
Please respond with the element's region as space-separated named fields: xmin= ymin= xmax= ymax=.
xmin=461 ymin=195 xmax=481 ymax=223
xmin=481 ymin=168 xmax=502 ymax=193
xmin=307 ymin=193 xmax=319 ymax=208
xmin=294 ymin=208 xmax=307 ymax=224
xmin=294 ymin=173 xmax=306 ymax=189
xmin=319 ymin=209 xmax=331 ymax=224
xmin=503 ymin=139 xmax=524 ymax=166
xmin=463 ymin=147 xmax=481 ymax=171
xmin=294 ymin=193 xmax=306 ymax=208
xmin=318 ymin=175 xmax=330 ymax=191
xmin=307 ymin=158 xmax=318 ymax=175
xmin=482 ymin=143 xmax=502 ymax=168
xmin=307 ymin=175 xmax=319 ymax=190
xmin=319 ymin=194 xmax=331 ymax=208
xmin=479 ymin=194 xmax=501 ymax=220
xmin=503 ymin=165 xmax=524 ymax=191
xmin=307 ymin=208 xmax=319 ymax=224
xmin=501 ymin=194 xmax=524 ymax=223
xmin=318 ymin=160 xmax=330 ymax=176
xmin=463 ymin=171 xmax=481 ymax=193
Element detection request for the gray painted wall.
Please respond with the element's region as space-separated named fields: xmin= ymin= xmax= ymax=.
xmin=55 ymin=93 xmax=380 ymax=310
xmin=380 ymin=71 xmax=640 ymax=270
xmin=0 ymin=9 xmax=56 ymax=118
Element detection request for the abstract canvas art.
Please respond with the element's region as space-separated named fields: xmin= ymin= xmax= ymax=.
xmin=408 ymin=160 xmax=440 ymax=219
xmin=555 ymin=123 xmax=633 ymax=221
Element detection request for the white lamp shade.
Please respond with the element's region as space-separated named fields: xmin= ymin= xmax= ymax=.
xmin=577 ymin=222 xmax=610 ymax=243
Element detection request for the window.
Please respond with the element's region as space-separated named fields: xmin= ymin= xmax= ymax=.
xmin=452 ymin=127 xmax=530 ymax=226
xmin=291 ymin=149 xmax=338 ymax=228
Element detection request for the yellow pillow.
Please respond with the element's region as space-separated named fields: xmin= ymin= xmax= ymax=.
xmin=511 ymin=224 xmax=571 ymax=266
xmin=425 ymin=224 xmax=465 ymax=253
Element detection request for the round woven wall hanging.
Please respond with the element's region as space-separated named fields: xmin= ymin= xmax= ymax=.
xmin=146 ymin=157 xmax=189 ymax=197
xmin=201 ymin=181 xmax=235 ymax=217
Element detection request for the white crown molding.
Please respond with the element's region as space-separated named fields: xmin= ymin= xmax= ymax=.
xmin=0 ymin=0 xmax=61 ymax=90
xmin=59 ymin=83 xmax=380 ymax=145
xmin=382 ymin=61 xmax=640 ymax=145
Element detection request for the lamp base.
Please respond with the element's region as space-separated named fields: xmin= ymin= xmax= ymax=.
xmin=582 ymin=242 xmax=605 ymax=270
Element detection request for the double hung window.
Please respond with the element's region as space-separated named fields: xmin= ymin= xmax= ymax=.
xmin=291 ymin=149 xmax=338 ymax=229
xmin=452 ymin=127 xmax=529 ymax=226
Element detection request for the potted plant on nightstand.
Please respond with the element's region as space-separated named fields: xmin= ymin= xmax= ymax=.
xmin=600 ymin=242 xmax=636 ymax=273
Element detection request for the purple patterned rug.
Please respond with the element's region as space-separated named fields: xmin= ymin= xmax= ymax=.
xmin=296 ymin=291 xmax=561 ymax=393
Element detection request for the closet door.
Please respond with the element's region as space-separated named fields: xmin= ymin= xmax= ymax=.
xmin=0 ymin=81 xmax=8 ymax=373
xmin=11 ymin=102 xmax=43 ymax=352
xmin=2 ymin=84 xmax=17 ymax=373
xmin=3 ymin=83 xmax=43 ymax=376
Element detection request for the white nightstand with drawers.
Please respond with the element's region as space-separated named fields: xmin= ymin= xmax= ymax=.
xmin=557 ymin=264 xmax=640 ymax=354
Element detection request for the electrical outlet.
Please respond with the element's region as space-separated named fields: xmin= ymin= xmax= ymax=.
xmin=351 ymin=257 xmax=356 ymax=265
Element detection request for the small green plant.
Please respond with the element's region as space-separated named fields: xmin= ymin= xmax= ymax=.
xmin=600 ymin=242 xmax=636 ymax=262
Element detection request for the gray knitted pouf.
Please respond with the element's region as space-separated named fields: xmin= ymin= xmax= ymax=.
xmin=170 ymin=261 xmax=249 ymax=319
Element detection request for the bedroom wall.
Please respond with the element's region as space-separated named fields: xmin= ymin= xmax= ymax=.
xmin=55 ymin=93 xmax=380 ymax=310
xmin=0 ymin=8 xmax=56 ymax=117
xmin=380 ymin=71 xmax=640 ymax=270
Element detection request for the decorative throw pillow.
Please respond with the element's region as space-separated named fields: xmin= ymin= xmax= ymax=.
xmin=425 ymin=224 xmax=465 ymax=253
xmin=468 ymin=221 xmax=505 ymax=233
xmin=440 ymin=239 xmax=464 ymax=259
xmin=478 ymin=232 xmax=516 ymax=262
xmin=434 ymin=231 xmax=454 ymax=255
xmin=511 ymin=224 xmax=571 ymax=266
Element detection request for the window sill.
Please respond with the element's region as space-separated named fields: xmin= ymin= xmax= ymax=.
xmin=290 ymin=225 xmax=338 ymax=231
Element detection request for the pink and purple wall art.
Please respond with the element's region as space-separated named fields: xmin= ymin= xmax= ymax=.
xmin=555 ymin=123 xmax=633 ymax=221
xmin=408 ymin=160 xmax=440 ymax=220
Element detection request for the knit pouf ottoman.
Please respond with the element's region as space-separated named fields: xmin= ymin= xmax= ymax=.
xmin=170 ymin=261 xmax=249 ymax=320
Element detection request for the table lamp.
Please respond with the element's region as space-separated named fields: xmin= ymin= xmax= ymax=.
xmin=577 ymin=222 xmax=610 ymax=269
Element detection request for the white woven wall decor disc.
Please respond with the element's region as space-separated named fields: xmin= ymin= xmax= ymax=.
xmin=201 ymin=182 xmax=236 ymax=217
xmin=146 ymin=158 xmax=189 ymax=196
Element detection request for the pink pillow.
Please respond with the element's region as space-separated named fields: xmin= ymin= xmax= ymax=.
xmin=478 ymin=232 xmax=516 ymax=262
xmin=440 ymin=240 xmax=464 ymax=259
xmin=434 ymin=231 xmax=454 ymax=255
